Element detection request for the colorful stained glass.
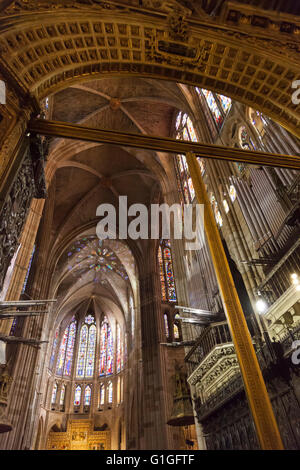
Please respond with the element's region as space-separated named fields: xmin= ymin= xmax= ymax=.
xmin=74 ymin=386 xmax=81 ymax=406
xmin=217 ymin=94 xmax=232 ymax=113
xmin=99 ymin=320 xmax=108 ymax=376
xmin=49 ymin=329 xmax=59 ymax=371
xmin=174 ymin=323 xmax=180 ymax=340
xmin=175 ymin=111 xmax=182 ymax=129
xmin=158 ymin=247 xmax=167 ymax=301
xmin=117 ymin=377 xmax=121 ymax=404
xmin=130 ymin=296 xmax=134 ymax=341
xmin=107 ymin=381 xmax=113 ymax=403
xmin=197 ymin=157 xmax=205 ymax=175
xmin=164 ymin=314 xmax=169 ymax=338
xmin=158 ymin=241 xmax=177 ymax=303
xmin=106 ymin=323 xmax=113 ymax=375
xmin=182 ymin=127 xmax=189 ymax=141
xmin=84 ymin=385 xmax=92 ymax=406
xmin=229 ymin=185 xmax=236 ymax=203
xmin=76 ymin=324 xmax=88 ymax=377
xmin=66 ymin=236 xmax=128 ymax=284
xmin=51 ymin=383 xmax=57 ymax=405
xmin=188 ymin=177 xmax=195 ymax=201
xmin=64 ymin=321 xmax=76 ymax=376
xmin=56 ymin=326 xmax=69 ymax=376
xmin=9 ymin=317 xmax=18 ymax=336
xmin=21 ymin=244 xmax=36 ymax=294
xmin=200 ymin=89 xmax=223 ymax=126
xmin=187 ymin=117 xmax=198 ymax=142
xmin=100 ymin=384 xmax=105 ymax=405
xmin=116 ymin=324 xmax=122 ymax=373
xmin=86 ymin=324 xmax=96 ymax=377
xmin=164 ymin=247 xmax=177 ymax=302
xmin=60 ymin=385 xmax=65 ymax=406
xmin=223 ymin=199 xmax=230 ymax=214
xmin=174 ymin=114 xmax=200 ymax=205
xmin=216 ymin=210 xmax=223 ymax=227
xmin=85 ymin=314 xmax=94 ymax=325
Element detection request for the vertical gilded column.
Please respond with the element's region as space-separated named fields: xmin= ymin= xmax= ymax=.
xmin=185 ymin=152 xmax=283 ymax=450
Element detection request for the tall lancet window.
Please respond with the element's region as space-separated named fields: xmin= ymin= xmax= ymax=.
xmin=116 ymin=323 xmax=123 ymax=373
xmin=99 ymin=317 xmax=114 ymax=376
xmin=56 ymin=318 xmax=77 ymax=376
xmin=74 ymin=386 xmax=81 ymax=406
xmin=158 ymin=240 xmax=177 ymax=303
xmin=49 ymin=328 xmax=59 ymax=371
xmin=84 ymin=385 xmax=92 ymax=406
xmin=51 ymin=383 xmax=57 ymax=405
xmin=174 ymin=112 xmax=204 ymax=204
xmin=76 ymin=315 xmax=96 ymax=378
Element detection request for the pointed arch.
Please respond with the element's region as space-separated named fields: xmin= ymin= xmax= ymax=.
xmin=158 ymin=240 xmax=177 ymax=303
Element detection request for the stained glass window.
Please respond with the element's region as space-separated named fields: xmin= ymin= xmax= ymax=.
xmin=174 ymin=112 xmax=205 ymax=205
xmin=9 ymin=317 xmax=18 ymax=336
xmin=76 ymin=315 xmax=96 ymax=378
xmin=76 ymin=325 xmax=88 ymax=378
xmin=56 ymin=326 xmax=69 ymax=376
xmin=229 ymin=185 xmax=236 ymax=203
xmin=174 ymin=323 xmax=180 ymax=340
xmin=164 ymin=314 xmax=169 ymax=338
xmin=217 ymin=94 xmax=232 ymax=114
xmin=84 ymin=385 xmax=92 ymax=406
xmin=130 ymin=295 xmax=134 ymax=342
xmin=198 ymin=88 xmax=223 ymax=127
xmin=107 ymin=381 xmax=113 ymax=404
xmin=99 ymin=320 xmax=108 ymax=376
xmin=117 ymin=377 xmax=121 ymax=404
xmin=239 ymin=125 xmax=256 ymax=151
xmin=49 ymin=329 xmax=59 ymax=371
xmin=21 ymin=244 xmax=36 ymax=294
xmin=60 ymin=385 xmax=65 ymax=406
xmin=175 ymin=111 xmax=182 ymax=129
xmin=195 ymin=88 xmax=231 ymax=129
xmin=99 ymin=317 xmax=114 ymax=376
xmin=86 ymin=324 xmax=96 ymax=377
xmin=64 ymin=321 xmax=76 ymax=376
xmin=223 ymin=199 xmax=229 ymax=214
xmin=116 ymin=323 xmax=123 ymax=373
xmin=158 ymin=240 xmax=177 ymax=302
xmin=210 ymin=194 xmax=223 ymax=227
xmin=66 ymin=237 xmax=128 ymax=284
xmin=56 ymin=318 xmax=77 ymax=376
xmin=100 ymin=384 xmax=105 ymax=405
xmin=74 ymin=386 xmax=81 ymax=406
xmin=51 ymin=383 xmax=57 ymax=405
xmin=107 ymin=322 xmax=114 ymax=375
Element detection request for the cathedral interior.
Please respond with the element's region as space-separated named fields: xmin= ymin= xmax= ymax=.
xmin=0 ymin=0 xmax=300 ymax=451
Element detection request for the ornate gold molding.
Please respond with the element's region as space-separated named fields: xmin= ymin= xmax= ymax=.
xmin=0 ymin=4 xmax=299 ymax=136
xmin=28 ymin=118 xmax=300 ymax=170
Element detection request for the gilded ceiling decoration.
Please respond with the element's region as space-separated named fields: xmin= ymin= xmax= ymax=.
xmin=0 ymin=1 xmax=299 ymax=136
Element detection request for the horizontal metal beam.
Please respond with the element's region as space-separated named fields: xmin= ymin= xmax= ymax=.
xmin=28 ymin=119 xmax=300 ymax=170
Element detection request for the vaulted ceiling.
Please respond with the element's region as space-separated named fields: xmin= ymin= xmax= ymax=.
xmin=45 ymin=77 xmax=191 ymax=322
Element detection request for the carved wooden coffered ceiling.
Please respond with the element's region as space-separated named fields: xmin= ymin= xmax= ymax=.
xmin=0 ymin=0 xmax=299 ymax=136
